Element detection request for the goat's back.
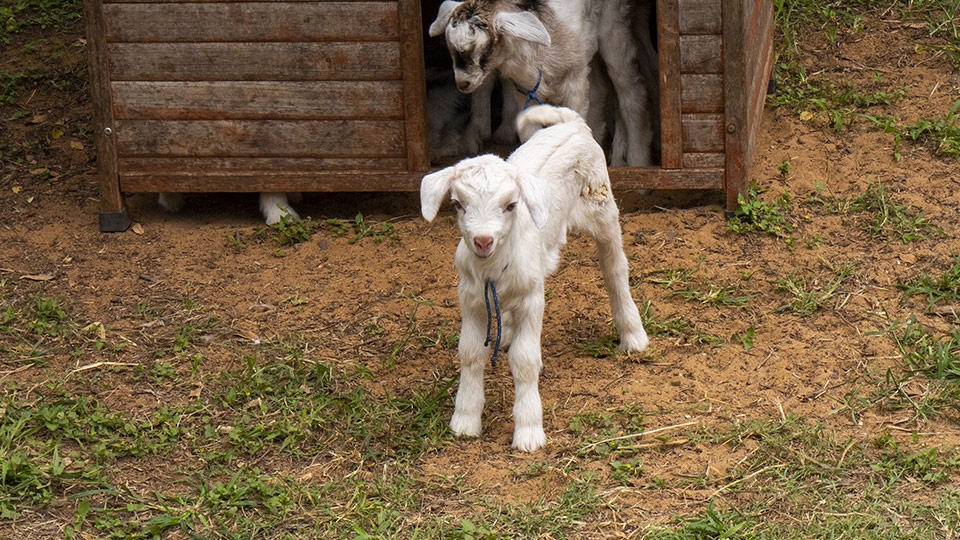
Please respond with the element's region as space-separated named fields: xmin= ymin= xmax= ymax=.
xmin=508 ymin=105 xmax=614 ymax=247
xmin=509 ymin=105 xmax=609 ymax=202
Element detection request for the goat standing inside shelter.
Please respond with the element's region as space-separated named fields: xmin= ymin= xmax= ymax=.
xmin=420 ymin=105 xmax=649 ymax=451
xmin=428 ymin=0 xmax=655 ymax=166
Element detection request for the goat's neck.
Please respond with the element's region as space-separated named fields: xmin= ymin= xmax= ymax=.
xmin=498 ymin=42 xmax=545 ymax=93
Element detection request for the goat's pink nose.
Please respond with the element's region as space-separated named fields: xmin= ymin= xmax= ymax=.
xmin=473 ymin=235 xmax=493 ymax=254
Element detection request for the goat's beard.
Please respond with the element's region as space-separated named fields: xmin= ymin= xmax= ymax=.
xmin=454 ymin=72 xmax=488 ymax=94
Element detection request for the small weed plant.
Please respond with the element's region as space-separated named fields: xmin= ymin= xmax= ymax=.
xmin=270 ymin=214 xmax=316 ymax=246
xmin=727 ymin=183 xmax=794 ymax=238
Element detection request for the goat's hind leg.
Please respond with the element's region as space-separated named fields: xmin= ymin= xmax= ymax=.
xmin=592 ymin=211 xmax=649 ymax=353
xmin=450 ymin=301 xmax=488 ymax=437
xmin=598 ymin=2 xmax=653 ymax=166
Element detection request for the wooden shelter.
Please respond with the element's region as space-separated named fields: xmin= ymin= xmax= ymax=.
xmin=83 ymin=0 xmax=774 ymax=231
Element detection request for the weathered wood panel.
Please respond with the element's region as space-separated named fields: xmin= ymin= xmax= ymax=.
xmin=657 ymin=0 xmax=682 ymax=168
xmin=679 ymin=0 xmax=722 ymax=34
xmin=115 ymin=120 xmax=406 ymax=157
xmin=84 ymin=0 xmax=127 ymax=228
xmin=682 ymin=152 xmax=725 ymax=168
xmin=105 ymin=0 xmax=384 ymax=3
xmin=120 ymin=157 xmax=409 ymax=172
xmin=718 ymin=0 xmax=773 ymax=210
xmin=117 ymin=166 xmax=726 ymax=194
xmin=398 ymin=0 xmax=429 ymax=171
xmin=681 ymin=113 xmax=725 ymax=152
xmin=680 ymin=35 xmax=723 ymax=73
xmin=119 ymin=171 xmax=428 ymax=194
xmin=609 ymin=167 xmax=724 ymax=190
xmin=103 ymin=2 xmax=399 ymax=42
xmin=108 ymin=42 xmax=401 ymax=81
xmin=680 ymin=74 xmax=723 ymax=112
xmin=112 ymin=81 xmax=404 ymax=120
xmin=742 ymin=0 xmax=774 ymax=203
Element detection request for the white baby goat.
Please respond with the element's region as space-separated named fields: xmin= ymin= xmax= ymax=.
xmin=158 ymin=192 xmax=300 ymax=225
xmin=428 ymin=0 xmax=653 ymax=166
xmin=420 ymin=105 xmax=649 ymax=451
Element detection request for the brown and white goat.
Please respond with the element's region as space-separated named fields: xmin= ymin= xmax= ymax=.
xmin=428 ymin=0 xmax=655 ymax=166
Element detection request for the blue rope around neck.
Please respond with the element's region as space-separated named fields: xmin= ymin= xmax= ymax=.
xmin=514 ymin=69 xmax=544 ymax=110
xmin=483 ymin=280 xmax=502 ymax=368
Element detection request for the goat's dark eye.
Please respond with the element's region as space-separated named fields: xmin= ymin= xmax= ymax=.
xmin=505 ymin=202 xmax=517 ymax=212
xmin=452 ymin=200 xmax=464 ymax=212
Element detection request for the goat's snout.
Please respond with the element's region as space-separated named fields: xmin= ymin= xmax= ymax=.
xmin=472 ymin=235 xmax=494 ymax=258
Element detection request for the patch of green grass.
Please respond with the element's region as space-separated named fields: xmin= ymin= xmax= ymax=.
xmin=351 ymin=213 xmax=399 ymax=245
xmin=0 ymin=291 xmax=81 ymax=365
xmin=660 ymin=415 xmax=960 ymax=538
xmin=866 ymin=99 xmax=960 ymax=160
xmin=852 ymin=183 xmax=940 ymax=242
xmin=857 ymin=317 xmax=960 ymax=423
xmin=577 ymin=331 xmax=621 ymax=358
xmin=774 ymin=262 xmax=856 ymax=315
xmin=805 ymin=182 xmax=941 ymax=242
xmin=890 ymin=318 xmax=960 ymax=383
xmin=647 ymin=256 xmax=753 ymax=308
xmin=638 ymin=301 xmax=724 ymax=346
xmin=0 ymin=0 xmax=82 ymax=43
xmin=673 ymin=283 xmax=755 ymax=308
xmin=900 ymin=253 xmax=960 ymax=310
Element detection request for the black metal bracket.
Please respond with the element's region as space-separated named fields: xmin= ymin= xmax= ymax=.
xmin=99 ymin=208 xmax=132 ymax=232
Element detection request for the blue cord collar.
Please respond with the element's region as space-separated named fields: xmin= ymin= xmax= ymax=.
xmin=483 ymin=280 xmax=502 ymax=368
xmin=514 ymin=69 xmax=544 ymax=110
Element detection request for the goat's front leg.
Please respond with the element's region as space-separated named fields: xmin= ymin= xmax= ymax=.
xmin=509 ymin=291 xmax=547 ymax=451
xmin=450 ymin=299 xmax=488 ymax=437
xmin=462 ymin=78 xmax=495 ymax=154
xmin=492 ymin=80 xmax=518 ymax=145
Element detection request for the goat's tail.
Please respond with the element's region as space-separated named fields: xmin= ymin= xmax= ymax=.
xmin=516 ymin=105 xmax=585 ymax=143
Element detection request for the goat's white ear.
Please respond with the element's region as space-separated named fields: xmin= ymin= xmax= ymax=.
xmin=429 ymin=1 xmax=462 ymax=37
xmin=517 ymin=172 xmax=550 ymax=229
xmin=493 ymin=11 xmax=551 ymax=46
xmin=420 ymin=167 xmax=458 ymax=222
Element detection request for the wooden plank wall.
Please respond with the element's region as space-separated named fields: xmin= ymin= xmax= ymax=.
xmin=677 ymin=0 xmax=725 ymax=170
xmin=95 ymin=0 xmax=428 ymax=193
xmin=722 ymin=0 xmax=773 ymax=210
xmin=633 ymin=0 xmax=724 ymax=192
xmin=742 ymin=0 xmax=775 ymax=192
xmin=85 ymin=0 xmax=771 ymax=211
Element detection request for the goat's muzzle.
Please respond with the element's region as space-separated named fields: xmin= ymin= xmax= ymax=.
xmin=472 ymin=235 xmax=494 ymax=258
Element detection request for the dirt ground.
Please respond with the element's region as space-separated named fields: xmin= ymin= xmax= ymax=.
xmin=2 ymin=7 xmax=960 ymax=536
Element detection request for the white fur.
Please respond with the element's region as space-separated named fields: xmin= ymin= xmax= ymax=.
xmin=429 ymin=0 xmax=654 ymax=166
xmin=421 ymin=105 xmax=649 ymax=451
xmin=157 ymin=192 xmax=300 ymax=225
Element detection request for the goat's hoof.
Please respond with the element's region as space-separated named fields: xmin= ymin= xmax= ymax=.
xmin=619 ymin=332 xmax=650 ymax=354
xmin=512 ymin=427 xmax=546 ymax=452
xmin=263 ymin=205 xmax=299 ymax=226
xmin=158 ymin=193 xmax=185 ymax=213
xmin=450 ymin=413 xmax=482 ymax=437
